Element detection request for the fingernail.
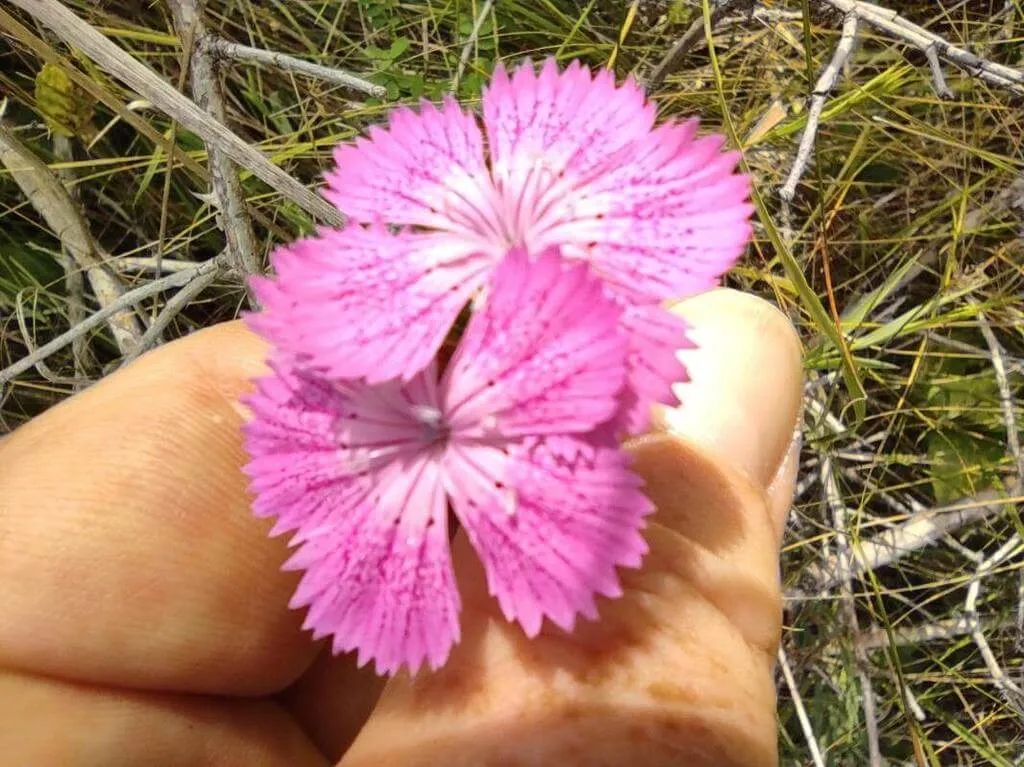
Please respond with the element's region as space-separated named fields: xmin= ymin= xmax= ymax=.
xmin=657 ymin=290 xmax=804 ymax=489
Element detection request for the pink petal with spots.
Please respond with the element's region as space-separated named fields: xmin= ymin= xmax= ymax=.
xmin=323 ymin=97 xmax=497 ymax=246
xmin=443 ymin=431 xmax=653 ymax=637
xmin=242 ymin=362 xmax=367 ymax=538
xmin=442 ymin=247 xmax=628 ymax=437
xmin=618 ymin=304 xmax=695 ymax=435
xmin=249 ymin=224 xmax=489 ymax=383
xmin=482 ymin=59 xmax=655 ymax=194
xmin=286 ymin=456 xmax=459 ymax=676
xmin=242 ymin=360 xmax=460 ymax=675
xmin=543 ymin=123 xmax=754 ymax=302
xmin=481 ymin=61 xmax=751 ymax=301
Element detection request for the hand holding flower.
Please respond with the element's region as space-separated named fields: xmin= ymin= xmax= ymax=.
xmin=0 ymin=290 xmax=801 ymax=765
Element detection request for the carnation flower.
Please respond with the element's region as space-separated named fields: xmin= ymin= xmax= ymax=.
xmin=252 ymin=58 xmax=752 ymax=433
xmin=244 ymin=251 xmax=653 ymax=675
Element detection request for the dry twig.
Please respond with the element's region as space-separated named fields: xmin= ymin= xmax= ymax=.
xmin=13 ymin=296 xmax=85 ymax=385
xmin=452 ymin=0 xmax=495 ymax=92
xmin=0 ymin=121 xmax=143 ymax=354
xmin=777 ymin=646 xmax=827 ymax=767
xmin=6 ymin=0 xmax=341 ymax=226
xmin=799 ymin=489 xmax=1017 ymax=592
xmin=779 ymin=12 xmax=859 ymax=204
xmin=857 ymin=615 xmax=1017 ymax=652
xmin=120 ymin=265 xmax=221 ymax=364
xmin=963 ymin=534 xmax=1024 ymax=715
xmin=821 ymin=455 xmax=883 ymax=765
xmin=51 ymin=131 xmax=88 ymax=379
xmin=168 ymin=0 xmax=260 ymax=300
xmin=0 ymin=259 xmax=221 ymax=388
xmin=647 ymin=0 xmax=755 ymax=89
xmin=818 ymin=0 xmax=1024 ymax=96
xmin=974 ymin=307 xmax=1023 ymax=486
xmin=973 ymin=304 xmax=1024 ymax=650
xmin=208 ymin=38 xmax=385 ymax=98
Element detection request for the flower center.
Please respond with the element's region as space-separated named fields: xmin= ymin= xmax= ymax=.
xmin=411 ymin=404 xmax=450 ymax=446
xmin=440 ymin=156 xmax=572 ymax=257
xmin=490 ymin=157 xmax=566 ymax=252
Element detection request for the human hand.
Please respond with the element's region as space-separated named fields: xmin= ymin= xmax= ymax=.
xmin=0 ymin=288 xmax=802 ymax=766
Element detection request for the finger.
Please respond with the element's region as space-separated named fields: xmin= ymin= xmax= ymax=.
xmin=0 ymin=322 xmax=316 ymax=695
xmin=277 ymin=649 xmax=386 ymax=761
xmin=341 ymin=289 xmax=802 ymax=767
xmin=658 ymin=288 xmax=805 ymax=502
xmin=0 ymin=669 xmax=327 ymax=766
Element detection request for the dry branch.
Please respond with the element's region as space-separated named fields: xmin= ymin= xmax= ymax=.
xmin=648 ymin=0 xmax=755 ymax=89
xmin=208 ymin=38 xmax=385 ymax=98
xmin=0 ymin=122 xmax=142 ymax=354
xmin=6 ymin=0 xmax=342 ymax=226
xmin=973 ymin=304 xmax=1024 ymax=650
xmin=120 ymin=265 xmax=220 ymax=364
xmin=858 ymin=615 xmax=1017 ymax=652
xmin=819 ymin=0 xmax=1024 ymax=96
xmin=14 ymin=297 xmax=84 ymax=385
xmin=963 ymin=534 xmax=1024 ymax=715
xmin=452 ymin=0 xmax=495 ymax=92
xmin=168 ymin=0 xmax=260 ymax=299
xmin=51 ymin=132 xmax=88 ymax=378
xmin=0 ymin=259 xmax=222 ymax=387
xmin=777 ymin=647 xmax=827 ymax=767
xmin=974 ymin=307 xmax=1023 ymax=487
xmin=821 ymin=455 xmax=883 ymax=765
xmin=799 ymin=489 xmax=1017 ymax=591
xmin=779 ymin=12 xmax=859 ymax=204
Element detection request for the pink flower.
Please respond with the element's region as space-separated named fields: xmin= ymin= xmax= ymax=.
xmin=252 ymin=58 xmax=752 ymax=432
xmin=243 ymin=251 xmax=653 ymax=675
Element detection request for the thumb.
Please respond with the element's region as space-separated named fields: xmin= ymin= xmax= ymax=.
xmin=341 ymin=289 xmax=803 ymax=767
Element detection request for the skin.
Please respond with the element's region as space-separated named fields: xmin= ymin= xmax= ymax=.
xmin=0 ymin=288 xmax=803 ymax=766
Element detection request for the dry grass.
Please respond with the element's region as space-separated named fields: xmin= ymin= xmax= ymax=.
xmin=1 ymin=1 xmax=1022 ymax=763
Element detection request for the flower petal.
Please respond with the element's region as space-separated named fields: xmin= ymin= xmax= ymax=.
xmin=287 ymin=455 xmax=460 ymax=676
xmin=242 ymin=361 xmax=364 ymax=538
xmin=442 ymin=247 xmax=628 ymax=436
xmin=323 ymin=97 xmax=498 ymax=242
xmin=482 ymin=59 xmax=655 ymax=193
xmin=618 ymin=304 xmax=694 ymax=435
xmin=445 ymin=432 xmax=652 ymax=637
xmin=536 ymin=121 xmax=754 ymax=303
xmin=243 ymin=361 xmax=459 ymax=675
xmin=250 ymin=224 xmax=489 ymax=383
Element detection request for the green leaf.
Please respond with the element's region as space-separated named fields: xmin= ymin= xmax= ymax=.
xmin=395 ymin=73 xmax=425 ymax=98
xmin=388 ymin=37 xmax=410 ymax=59
xmin=927 ymin=428 xmax=1006 ymax=505
xmin=459 ymin=71 xmax=487 ymax=99
xmin=276 ymin=199 xmax=315 ymax=237
xmin=925 ymin=372 xmax=1003 ymax=426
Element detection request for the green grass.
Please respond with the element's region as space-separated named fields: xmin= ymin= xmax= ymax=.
xmin=1 ymin=1 xmax=1022 ymax=763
